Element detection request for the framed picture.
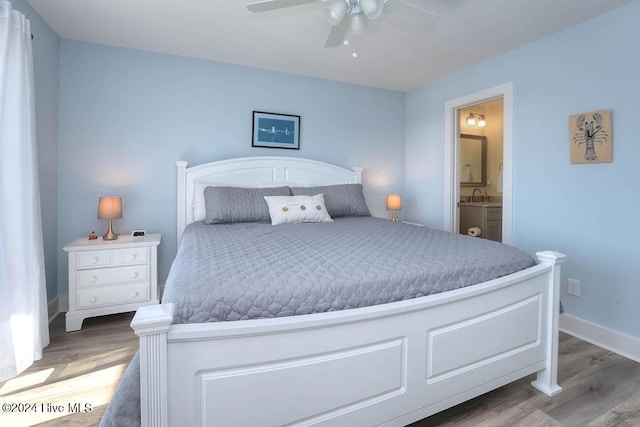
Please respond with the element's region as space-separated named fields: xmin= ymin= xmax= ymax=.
xmin=252 ymin=111 xmax=300 ymax=150
xmin=569 ymin=109 xmax=612 ymax=164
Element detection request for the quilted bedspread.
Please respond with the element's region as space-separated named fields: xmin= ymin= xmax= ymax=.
xmin=100 ymin=217 xmax=536 ymax=426
xmin=162 ymin=217 xmax=536 ymax=323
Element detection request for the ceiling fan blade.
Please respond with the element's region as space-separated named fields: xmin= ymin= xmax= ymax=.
xmin=247 ymin=0 xmax=319 ymax=13
xmin=383 ymin=0 xmax=439 ymax=32
xmin=324 ymin=17 xmax=350 ymax=48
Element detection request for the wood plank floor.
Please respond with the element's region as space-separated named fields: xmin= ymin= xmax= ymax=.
xmin=412 ymin=333 xmax=640 ymax=427
xmin=0 ymin=313 xmax=138 ymax=427
xmin=1 ymin=312 xmax=639 ymax=426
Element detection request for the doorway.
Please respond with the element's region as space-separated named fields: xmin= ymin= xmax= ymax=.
xmin=458 ymin=99 xmax=504 ymax=241
xmin=443 ymin=83 xmax=514 ymax=245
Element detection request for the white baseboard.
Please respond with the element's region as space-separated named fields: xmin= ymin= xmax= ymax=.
xmin=47 ymin=297 xmax=60 ymax=323
xmin=560 ymin=313 xmax=640 ymax=363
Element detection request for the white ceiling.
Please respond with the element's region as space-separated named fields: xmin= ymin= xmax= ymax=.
xmin=27 ymin=0 xmax=633 ymax=92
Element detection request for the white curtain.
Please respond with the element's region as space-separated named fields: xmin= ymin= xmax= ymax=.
xmin=0 ymin=0 xmax=50 ymax=382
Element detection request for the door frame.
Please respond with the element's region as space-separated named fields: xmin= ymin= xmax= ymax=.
xmin=443 ymin=82 xmax=514 ymax=245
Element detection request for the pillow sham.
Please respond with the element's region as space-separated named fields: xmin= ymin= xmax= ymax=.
xmin=264 ymin=194 xmax=333 ymax=225
xmin=204 ymin=186 xmax=291 ymax=224
xmin=194 ymin=181 xmax=253 ymax=222
xmin=290 ymin=184 xmax=371 ymax=218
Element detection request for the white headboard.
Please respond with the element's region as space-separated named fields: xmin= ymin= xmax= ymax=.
xmin=176 ymin=156 xmax=363 ymax=246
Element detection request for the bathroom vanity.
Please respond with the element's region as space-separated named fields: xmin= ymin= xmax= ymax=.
xmin=460 ymin=202 xmax=502 ymax=242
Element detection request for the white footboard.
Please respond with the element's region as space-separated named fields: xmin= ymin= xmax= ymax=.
xmin=132 ymin=251 xmax=565 ymax=427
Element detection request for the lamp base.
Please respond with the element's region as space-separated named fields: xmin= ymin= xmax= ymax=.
xmin=391 ymin=211 xmax=399 ymax=222
xmin=103 ymin=219 xmax=119 ymax=240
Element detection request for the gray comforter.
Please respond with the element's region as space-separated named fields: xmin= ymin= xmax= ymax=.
xmin=162 ymin=217 xmax=535 ymax=323
xmin=100 ymin=217 xmax=536 ymax=426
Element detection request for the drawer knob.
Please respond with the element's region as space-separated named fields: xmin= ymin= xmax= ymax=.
xmin=90 ymin=296 xmax=97 ymax=304
xmin=131 ymin=272 xmax=139 ymax=279
xmin=129 ymin=254 xmax=137 ymax=261
xmin=91 ymin=257 xmax=99 ymax=264
xmin=90 ymin=276 xmax=97 ymax=283
xmin=131 ymin=291 xmax=139 ymax=298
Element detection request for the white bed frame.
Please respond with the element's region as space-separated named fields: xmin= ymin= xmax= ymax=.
xmin=132 ymin=156 xmax=564 ymax=427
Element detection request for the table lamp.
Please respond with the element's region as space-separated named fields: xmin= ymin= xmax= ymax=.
xmin=386 ymin=194 xmax=401 ymax=222
xmin=98 ymin=196 xmax=122 ymax=240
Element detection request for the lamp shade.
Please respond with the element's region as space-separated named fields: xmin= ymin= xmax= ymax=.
xmin=386 ymin=194 xmax=402 ymax=211
xmin=466 ymin=113 xmax=476 ymax=126
xmin=98 ymin=197 xmax=122 ymax=220
xmin=360 ymin=0 xmax=384 ymax=19
xmin=325 ymin=0 xmax=349 ymax=25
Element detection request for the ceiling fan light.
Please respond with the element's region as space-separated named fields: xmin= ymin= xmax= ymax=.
xmin=350 ymin=12 xmax=367 ymax=35
xmin=326 ymin=0 xmax=350 ymax=26
xmin=360 ymin=0 xmax=384 ymax=19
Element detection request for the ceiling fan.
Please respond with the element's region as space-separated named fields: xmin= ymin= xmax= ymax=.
xmin=247 ymin=0 xmax=438 ymax=48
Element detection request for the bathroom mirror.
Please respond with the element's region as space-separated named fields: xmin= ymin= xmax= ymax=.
xmin=460 ymin=134 xmax=487 ymax=187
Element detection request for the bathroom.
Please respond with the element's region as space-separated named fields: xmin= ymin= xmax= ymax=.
xmin=458 ymin=98 xmax=504 ymax=242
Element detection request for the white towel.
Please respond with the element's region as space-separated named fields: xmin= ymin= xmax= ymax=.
xmin=497 ymin=171 xmax=503 ymax=193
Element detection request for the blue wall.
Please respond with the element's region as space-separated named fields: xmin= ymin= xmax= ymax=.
xmin=11 ymin=0 xmax=60 ymax=304
xmin=24 ymin=0 xmax=638 ymax=341
xmin=57 ymin=41 xmax=406 ymax=294
xmin=406 ymin=2 xmax=640 ymax=338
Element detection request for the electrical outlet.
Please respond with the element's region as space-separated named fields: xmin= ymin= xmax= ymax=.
xmin=568 ymin=278 xmax=580 ymax=297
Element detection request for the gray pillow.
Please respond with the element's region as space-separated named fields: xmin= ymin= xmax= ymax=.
xmin=204 ymin=186 xmax=291 ymax=224
xmin=290 ymin=184 xmax=371 ymax=218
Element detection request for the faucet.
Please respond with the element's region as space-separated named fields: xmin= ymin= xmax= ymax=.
xmin=471 ymin=188 xmax=482 ymax=202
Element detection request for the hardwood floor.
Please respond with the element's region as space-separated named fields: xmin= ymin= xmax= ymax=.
xmin=413 ymin=332 xmax=640 ymax=426
xmin=1 ymin=313 xmax=638 ymax=426
xmin=0 ymin=313 xmax=138 ymax=427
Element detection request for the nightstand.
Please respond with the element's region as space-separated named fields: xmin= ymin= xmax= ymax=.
xmin=63 ymin=233 xmax=161 ymax=332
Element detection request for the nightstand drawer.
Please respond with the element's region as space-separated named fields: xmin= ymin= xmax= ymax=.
xmin=76 ymin=283 xmax=150 ymax=309
xmin=77 ymin=265 xmax=150 ymax=288
xmin=77 ymin=250 xmax=113 ymax=269
xmin=77 ymin=247 xmax=150 ymax=269
xmin=116 ymin=247 xmax=150 ymax=265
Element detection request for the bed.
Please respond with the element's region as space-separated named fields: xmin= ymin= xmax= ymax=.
xmin=108 ymin=156 xmax=564 ymax=427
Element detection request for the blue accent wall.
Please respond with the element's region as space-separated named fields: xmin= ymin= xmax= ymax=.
xmin=406 ymin=2 xmax=640 ymax=338
xmin=12 ymin=0 xmax=60 ymax=304
xmin=57 ymin=41 xmax=406 ymax=294
xmin=20 ymin=0 xmax=638 ymax=340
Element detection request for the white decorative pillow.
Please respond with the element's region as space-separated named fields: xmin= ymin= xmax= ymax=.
xmin=264 ymin=194 xmax=333 ymax=225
